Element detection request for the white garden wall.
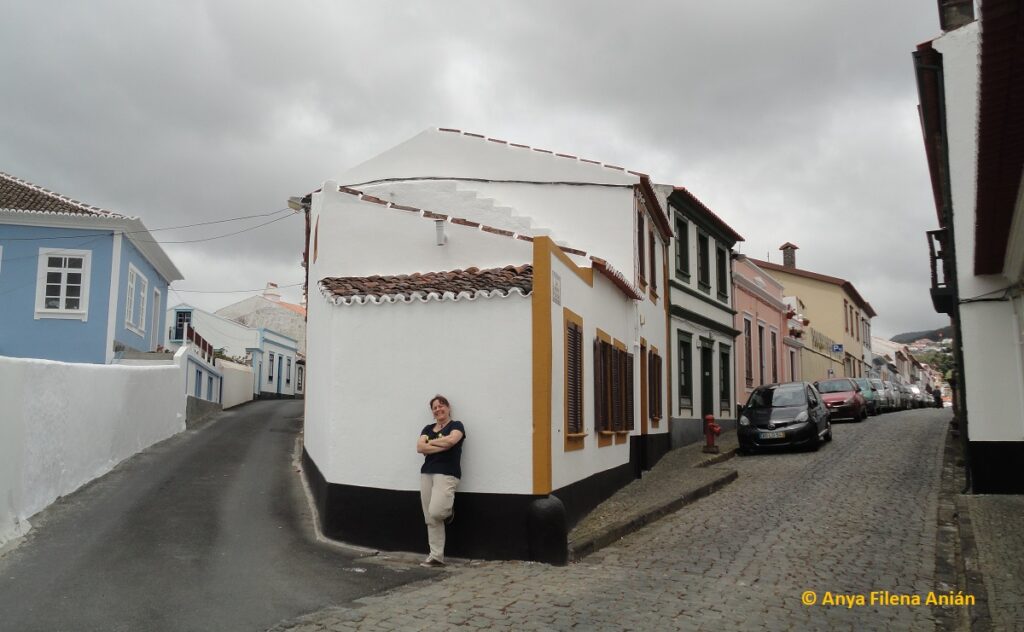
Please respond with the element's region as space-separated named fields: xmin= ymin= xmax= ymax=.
xmin=0 ymin=353 xmax=186 ymax=547
xmin=217 ymin=359 xmax=254 ymax=409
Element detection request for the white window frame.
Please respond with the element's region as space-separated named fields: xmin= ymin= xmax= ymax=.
xmin=151 ymin=288 xmax=162 ymax=349
xmin=35 ymin=248 xmax=92 ymax=321
xmin=125 ymin=263 xmax=148 ymax=336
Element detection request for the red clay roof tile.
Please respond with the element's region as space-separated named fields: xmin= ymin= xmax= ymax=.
xmin=320 ymin=265 xmax=533 ymax=301
xmin=0 ymin=171 xmax=120 ymax=217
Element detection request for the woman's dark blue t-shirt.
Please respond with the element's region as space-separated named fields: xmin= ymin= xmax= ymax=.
xmin=420 ymin=420 xmax=466 ymax=479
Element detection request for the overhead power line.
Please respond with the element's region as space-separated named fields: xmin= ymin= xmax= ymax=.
xmin=171 ymin=281 xmax=304 ymax=294
xmin=1 ymin=207 xmax=297 ymax=241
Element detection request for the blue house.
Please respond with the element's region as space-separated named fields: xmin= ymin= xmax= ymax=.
xmin=0 ymin=171 xmax=183 ymax=363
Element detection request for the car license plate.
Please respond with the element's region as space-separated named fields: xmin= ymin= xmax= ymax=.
xmin=759 ymin=431 xmax=785 ymax=440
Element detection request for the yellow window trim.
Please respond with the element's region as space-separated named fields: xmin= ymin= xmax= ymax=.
xmin=532 ymin=237 xmax=596 ymax=494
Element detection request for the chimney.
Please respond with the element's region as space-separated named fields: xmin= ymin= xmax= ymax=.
xmin=263 ymin=282 xmax=281 ymax=302
xmin=779 ymin=242 xmax=799 ymax=269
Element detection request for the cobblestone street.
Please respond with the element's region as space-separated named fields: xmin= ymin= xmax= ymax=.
xmin=272 ymin=408 xmax=951 ymax=631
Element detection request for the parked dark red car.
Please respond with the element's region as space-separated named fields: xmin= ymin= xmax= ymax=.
xmin=814 ymin=378 xmax=868 ymax=421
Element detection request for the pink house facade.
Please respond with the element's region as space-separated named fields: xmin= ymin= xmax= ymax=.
xmin=732 ymin=255 xmax=802 ymax=405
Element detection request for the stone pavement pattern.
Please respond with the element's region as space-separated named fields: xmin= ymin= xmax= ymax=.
xmin=964 ymin=495 xmax=1024 ymax=630
xmin=271 ymin=408 xmax=950 ymax=631
xmin=568 ymin=433 xmax=738 ymax=559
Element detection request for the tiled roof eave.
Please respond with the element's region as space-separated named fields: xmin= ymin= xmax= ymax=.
xmin=590 ymin=257 xmax=644 ymax=300
xmin=0 ymin=207 xmax=136 ymax=222
xmin=317 ymin=283 xmax=532 ymax=306
xmin=0 ymin=171 xmax=126 ymax=217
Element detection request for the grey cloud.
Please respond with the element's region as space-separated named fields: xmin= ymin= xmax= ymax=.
xmin=0 ymin=0 xmax=944 ymax=335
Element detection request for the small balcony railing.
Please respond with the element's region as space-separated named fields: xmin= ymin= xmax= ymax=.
xmin=927 ymin=229 xmax=955 ymax=315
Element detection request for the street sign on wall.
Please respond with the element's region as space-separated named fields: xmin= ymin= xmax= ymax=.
xmin=832 ymin=343 xmax=844 ymax=354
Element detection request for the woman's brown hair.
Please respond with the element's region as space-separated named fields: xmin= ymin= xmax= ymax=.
xmin=429 ymin=394 xmax=450 ymax=410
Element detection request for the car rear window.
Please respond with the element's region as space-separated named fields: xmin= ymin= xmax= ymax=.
xmin=746 ymin=384 xmax=805 ymax=408
xmin=870 ymin=379 xmax=883 ymax=388
xmin=816 ymin=379 xmax=854 ymax=393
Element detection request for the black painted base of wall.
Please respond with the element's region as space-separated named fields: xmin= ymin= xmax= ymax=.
xmin=628 ymin=432 xmax=672 ymax=478
xmin=670 ymin=417 xmax=737 ymax=449
xmin=969 ymin=441 xmax=1024 ymax=493
xmin=304 ymin=449 xmax=555 ymax=561
xmin=551 ymin=460 xmax=635 ymax=532
xmin=303 ymin=432 xmax=676 ymax=563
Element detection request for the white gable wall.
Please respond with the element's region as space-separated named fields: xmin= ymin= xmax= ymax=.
xmin=351 ymin=181 xmax=638 ymax=284
xmin=311 ymin=184 xmax=535 ymax=279
xmin=338 ymin=129 xmax=639 ymax=189
xmin=166 ymin=305 xmax=258 ymax=360
xmin=304 ymin=290 xmax=532 ymax=494
xmin=215 ymin=296 xmax=307 ymax=355
xmin=473 ymin=182 xmax=635 ymax=276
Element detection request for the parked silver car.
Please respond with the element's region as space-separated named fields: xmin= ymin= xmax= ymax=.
xmin=909 ymin=385 xmax=926 ymax=408
xmin=885 ymin=381 xmax=902 ymax=410
xmin=870 ymin=378 xmax=893 ymax=412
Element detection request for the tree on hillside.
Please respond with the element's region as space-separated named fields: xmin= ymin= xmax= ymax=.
xmin=917 ymin=349 xmax=954 ymax=376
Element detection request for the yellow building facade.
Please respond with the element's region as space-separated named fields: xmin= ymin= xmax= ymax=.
xmin=752 ymin=252 xmax=875 ymax=381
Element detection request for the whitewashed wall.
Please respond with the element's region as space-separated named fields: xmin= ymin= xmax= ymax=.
xmin=215 ymin=296 xmax=307 ymax=355
xmin=549 ymin=256 xmax=636 ymax=490
xmin=305 ymin=291 xmax=533 ymax=494
xmin=0 ymin=352 xmax=186 ymax=547
xmin=166 ymin=305 xmax=258 ymax=360
xmin=183 ymin=352 xmax=221 ymax=403
xmin=312 ymin=184 xmax=537 ymax=279
xmin=470 ymin=182 xmax=634 ymax=275
xmin=217 ymin=359 xmax=254 ymax=409
xmin=937 ymin=22 xmax=1024 ymax=441
xmin=256 ymin=330 xmax=298 ymax=397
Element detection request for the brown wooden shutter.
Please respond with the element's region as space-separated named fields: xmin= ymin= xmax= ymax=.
xmin=649 ymin=231 xmax=657 ymax=291
xmin=567 ymin=322 xmax=583 ymax=434
xmin=638 ymin=212 xmax=646 ymax=280
xmin=611 ymin=347 xmax=622 ymax=431
xmin=653 ymin=352 xmax=662 ymax=418
xmin=593 ymin=337 xmax=603 ymax=432
xmin=625 ymin=352 xmax=635 ymax=431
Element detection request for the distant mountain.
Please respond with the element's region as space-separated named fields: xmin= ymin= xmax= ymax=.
xmin=891 ymin=326 xmax=954 ymax=344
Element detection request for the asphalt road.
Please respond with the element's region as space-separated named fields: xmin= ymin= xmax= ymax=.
xmin=0 ymin=400 xmax=429 ymax=632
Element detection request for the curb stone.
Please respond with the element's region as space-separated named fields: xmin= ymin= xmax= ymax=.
xmin=935 ymin=425 xmax=969 ymax=632
xmin=568 ymin=467 xmax=738 ymax=562
xmin=956 ymin=495 xmax=992 ymax=632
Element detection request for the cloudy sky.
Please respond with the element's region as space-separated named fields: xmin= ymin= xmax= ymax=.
xmin=0 ymin=1 xmax=951 ymax=338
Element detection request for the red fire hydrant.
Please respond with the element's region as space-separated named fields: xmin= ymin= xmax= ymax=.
xmin=703 ymin=414 xmax=722 ymax=454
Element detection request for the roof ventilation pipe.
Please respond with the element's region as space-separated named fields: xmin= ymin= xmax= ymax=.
xmin=435 ymin=220 xmax=447 ymax=246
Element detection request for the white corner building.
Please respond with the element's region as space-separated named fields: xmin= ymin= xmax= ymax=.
xmin=300 ymin=128 xmax=674 ymax=562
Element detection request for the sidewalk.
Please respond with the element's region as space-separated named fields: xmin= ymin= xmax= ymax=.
xmin=936 ymin=424 xmax=1024 ymax=632
xmin=568 ymin=432 xmax=739 ymax=561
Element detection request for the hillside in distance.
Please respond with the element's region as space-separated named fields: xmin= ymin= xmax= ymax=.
xmin=890 ymin=325 xmax=954 ymax=344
